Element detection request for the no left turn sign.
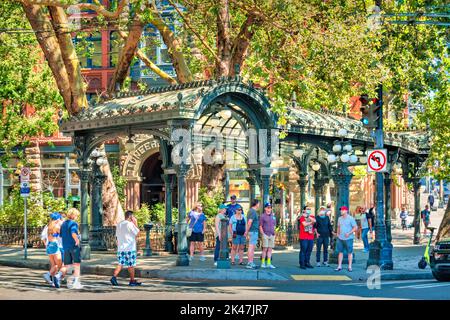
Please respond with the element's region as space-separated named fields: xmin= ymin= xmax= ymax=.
xmin=367 ymin=149 xmax=387 ymax=172
xmin=20 ymin=167 xmax=30 ymax=182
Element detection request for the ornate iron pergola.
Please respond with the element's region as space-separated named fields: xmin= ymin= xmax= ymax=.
xmin=60 ymin=77 xmax=430 ymax=266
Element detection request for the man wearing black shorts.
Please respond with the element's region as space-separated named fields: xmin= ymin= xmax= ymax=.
xmin=59 ymin=208 xmax=83 ymax=289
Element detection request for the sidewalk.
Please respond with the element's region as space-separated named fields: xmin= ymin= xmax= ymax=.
xmin=0 ymin=244 xmax=433 ymax=282
xmin=0 ymin=199 xmax=442 ymax=282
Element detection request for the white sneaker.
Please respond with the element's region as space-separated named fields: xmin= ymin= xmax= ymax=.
xmin=199 ymin=256 xmax=206 ymax=262
xmin=188 ymin=255 xmax=194 ymax=261
xmin=43 ymin=272 xmax=53 ymax=285
xmin=66 ymin=276 xmax=74 ymax=289
xmin=323 ymin=262 xmax=329 ymax=267
xmin=316 ymin=262 xmax=322 ymax=267
xmin=261 ymin=262 xmax=267 ymax=268
xmin=268 ymin=264 xmax=276 ymax=269
xmin=71 ymin=281 xmax=83 ymax=290
xmin=214 ymin=262 xmax=217 ymax=266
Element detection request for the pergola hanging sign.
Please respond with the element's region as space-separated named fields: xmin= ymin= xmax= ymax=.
xmin=367 ymin=149 xmax=387 ymax=173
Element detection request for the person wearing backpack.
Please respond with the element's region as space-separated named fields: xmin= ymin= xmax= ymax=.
xmin=229 ymin=207 xmax=246 ymax=265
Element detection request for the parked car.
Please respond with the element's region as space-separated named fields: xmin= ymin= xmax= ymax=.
xmin=430 ymin=237 xmax=450 ymax=281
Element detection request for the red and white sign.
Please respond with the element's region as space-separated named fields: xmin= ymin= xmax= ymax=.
xmin=20 ymin=167 xmax=30 ymax=182
xmin=367 ymin=149 xmax=387 ymax=172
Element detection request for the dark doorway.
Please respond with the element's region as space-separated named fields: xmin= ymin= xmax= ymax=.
xmin=140 ymin=152 xmax=164 ymax=207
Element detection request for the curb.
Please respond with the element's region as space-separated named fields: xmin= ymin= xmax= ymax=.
xmin=380 ymin=272 xmax=434 ymax=280
xmin=0 ymin=260 xmax=433 ymax=282
xmin=0 ymin=259 xmax=289 ymax=282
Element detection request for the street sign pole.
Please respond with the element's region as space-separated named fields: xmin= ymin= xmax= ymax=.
xmin=20 ymin=167 xmax=31 ymax=260
xmin=367 ymin=84 xmax=393 ymax=270
xmin=24 ymin=197 xmax=27 ymax=260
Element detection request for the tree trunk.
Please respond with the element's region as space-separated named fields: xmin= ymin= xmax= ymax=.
xmin=151 ymin=14 xmax=193 ymax=83
xmin=216 ymin=0 xmax=232 ymax=77
xmin=99 ymin=144 xmax=124 ymax=226
xmin=200 ymin=163 xmax=225 ymax=195
xmin=108 ymin=20 xmax=144 ymax=93
xmin=23 ymin=4 xmax=124 ymax=226
xmin=230 ymin=14 xmax=261 ymax=76
xmin=47 ymin=6 xmax=87 ymax=112
xmin=22 ymin=4 xmax=73 ymax=113
xmin=436 ymin=200 xmax=450 ymax=242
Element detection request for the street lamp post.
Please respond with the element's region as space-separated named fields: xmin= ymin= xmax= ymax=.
xmin=88 ymin=149 xmax=108 ymax=252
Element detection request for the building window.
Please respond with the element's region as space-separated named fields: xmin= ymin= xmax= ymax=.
xmin=75 ymin=32 xmax=103 ymax=69
xmin=40 ymin=152 xmax=80 ymax=199
xmin=142 ymin=27 xmax=172 ymax=66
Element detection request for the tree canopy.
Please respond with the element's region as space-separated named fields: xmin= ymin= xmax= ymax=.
xmin=0 ymin=1 xmax=62 ymax=166
xmin=1 ymin=0 xmax=448 ymax=174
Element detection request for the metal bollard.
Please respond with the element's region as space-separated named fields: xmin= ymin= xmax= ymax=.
xmin=287 ymin=221 xmax=293 ymax=246
xmin=143 ymin=223 xmax=153 ymax=256
xmin=217 ymin=217 xmax=230 ymax=269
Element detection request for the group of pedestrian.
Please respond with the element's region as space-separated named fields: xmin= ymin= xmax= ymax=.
xmin=41 ymin=208 xmax=83 ymax=289
xmin=297 ymin=205 xmax=361 ymax=272
xmin=188 ymin=195 xmax=277 ymax=269
xmin=42 ymin=207 xmax=144 ymax=289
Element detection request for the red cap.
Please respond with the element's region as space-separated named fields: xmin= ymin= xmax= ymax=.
xmin=340 ymin=206 xmax=348 ymax=211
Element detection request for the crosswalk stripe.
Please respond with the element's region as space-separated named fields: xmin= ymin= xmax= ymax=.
xmin=396 ymin=282 xmax=450 ymax=289
xmin=341 ymin=279 xmax=433 ymax=287
xmin=291 ymin=275 xmax=351 ymax=281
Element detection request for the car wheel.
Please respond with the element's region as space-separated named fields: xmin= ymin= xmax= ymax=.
xmin=432 ymin=270 xmax=450 ymax=282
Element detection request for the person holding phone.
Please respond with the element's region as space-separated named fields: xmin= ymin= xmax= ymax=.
xmin=298 ymin=206 xmax=316 ymax=269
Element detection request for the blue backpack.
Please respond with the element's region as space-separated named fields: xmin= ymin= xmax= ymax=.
xmin=235 ymin=218 xmax=246 ymax=236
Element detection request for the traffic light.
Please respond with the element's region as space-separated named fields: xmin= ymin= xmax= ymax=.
xmin=359 ymin=94 xmax=371 ymax=127
xmin=359 ymin=95 xmax=381 ymax=129
xmin=368 ymin=98 xmax=381 ymax=129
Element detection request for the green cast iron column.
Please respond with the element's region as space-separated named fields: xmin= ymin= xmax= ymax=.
xmin=384 ymin=173 xmax=392 ymax=243
xmin=224 ymin=171 xmax=230 ymax=201
xmin=176 ymin=164 xmax=190 ymax=266
xmin=261 ymin=172 xmax=271 ymax=205
xmin=89 ymin=164 xmax=106 ymax=251
xmin=162 ymin=173 xmax=174 ymax=252
xmin=413 ymin=178 xmax=422 ymax=245
xmin=79 ymin=167 xmax=91 ymax=260
xmin=298 ymin=175 xmax=308 ymax=210
xmin=246 ymin=175 xmax=257 ymax=202
xmin=329 ymin=164 xmax=353 ymax=265
xmin=314 ymin=176 xmax=326 ymax=215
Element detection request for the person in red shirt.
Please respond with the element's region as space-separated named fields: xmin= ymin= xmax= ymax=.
xmin=298 ymin=206 xmax=316 ymax=269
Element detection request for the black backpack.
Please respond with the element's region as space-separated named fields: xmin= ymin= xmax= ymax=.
xmin=235 ymin=218 xmax=246 ymax=236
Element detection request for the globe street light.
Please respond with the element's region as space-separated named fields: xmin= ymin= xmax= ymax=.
xmin=311 ymin=162 xmax=321 ymax=171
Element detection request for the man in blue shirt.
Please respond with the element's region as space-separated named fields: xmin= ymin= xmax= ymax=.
xmin=421 ymin=205 xmax=431 ymax=236
xmin=226 ymin=195 xmax=243 ymax=218
xmin=59 ymin=208 xmax=83 ymax=289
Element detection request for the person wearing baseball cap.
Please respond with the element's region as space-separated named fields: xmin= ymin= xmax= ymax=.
xmin=259 ymin=202 xmax=277 ymax=269
xmin=335 ymin=206 xmax=358 ymax=272
xmin=45 ymin=212 xmax=64 ymax=288
xmin=226 ymin=195 xmax=243 ymax=219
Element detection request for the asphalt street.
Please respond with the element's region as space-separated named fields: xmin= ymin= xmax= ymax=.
xmin=0 ymin=266 xmax=449 ymax=300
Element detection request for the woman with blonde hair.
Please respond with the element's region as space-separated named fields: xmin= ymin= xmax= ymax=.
xmin=46 ymin=212 xmax=63 ymax=287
